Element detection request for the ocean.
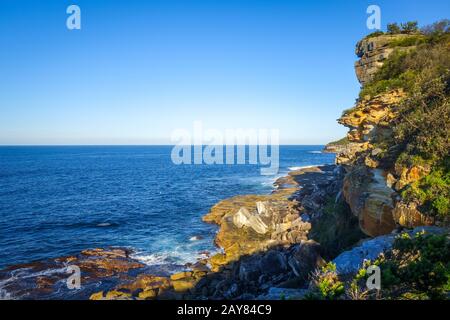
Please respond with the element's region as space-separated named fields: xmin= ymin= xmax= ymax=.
xmin=0 ymin=145 xmax=335 ymax=270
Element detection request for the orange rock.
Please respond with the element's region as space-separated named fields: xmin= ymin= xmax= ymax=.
xmin=392 ymin=201 xmax=435 ymax=228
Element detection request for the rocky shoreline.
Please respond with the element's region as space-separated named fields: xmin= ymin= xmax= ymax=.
xmin=1 ymin=162 xmax=445 ymax=300
xmin=0 ymin=164 xmax=348 ymax=300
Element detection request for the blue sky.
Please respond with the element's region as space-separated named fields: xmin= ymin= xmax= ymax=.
xmin=0 ymin=0 xmax=448 ymax=145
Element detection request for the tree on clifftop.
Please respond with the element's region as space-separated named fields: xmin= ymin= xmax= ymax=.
xmin=387 ymin=23 xmax=401 ymax=34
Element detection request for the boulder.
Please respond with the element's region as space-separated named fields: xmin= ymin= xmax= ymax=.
xmin=333 ymin=226 xmax=446 ymax=275
xmin=259 ymin=251 xmax=287 ymax=275
xmin=170 ymin=271 xmax=193 ymax=281
xmin=343 ymin=167 xmax=397 ymax=236
xmin=233 ymin=207 xmax=252 ymax=228
xmin=333 ymin=233 xmax=395 ymax=275
xmin=238 ymin=258 xmax=261 ymax=282
xmin=171 ymin=279 xmax=197 ymax=293
xmin=138 ymin=289 xmax=158 ymax=299
xmin=288 ymin=240 xmax=324 ymax=280
xmin=232 ymin=207 xmax=268 ymax=234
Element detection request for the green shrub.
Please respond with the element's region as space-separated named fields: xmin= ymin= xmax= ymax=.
xmin=310 ymin=196 xmax=365 ymax=258
xmin=307 ymin=262 xmax=344 ymax=300
xmin=400 ymin=21 xmax=419 ymax=34
xmin=379 ymin=232 xmax=450 ymax=299
xmin=386 ymin=21 xmax=419 ymax=34
xmin=364 ymin=31 xmax=450 ymax=218
xmin=327 ymin=137 xmax=349 ymax=146
xmin=387 ymin=23 xmax=401 ymax=34
xmin=402 ymin=159 xmax=450 ymax=217
xmin=365 ymin=30 xmax=385 ymax=39
xmin=388 ymin=35 xmax=426 ymax=47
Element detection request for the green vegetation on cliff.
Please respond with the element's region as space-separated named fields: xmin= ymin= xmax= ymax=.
xmin=326 ymin=137 xmax=349 ymax=146
xmin=362 ymin=20 xmax=450 ymax=217
xmin=360 ymin=20 xmax=449 ymax=99
xmin=379 ymin=232 xmax=450 ymax=299
xmin=310 ymin=196 xmax=365 ymax=258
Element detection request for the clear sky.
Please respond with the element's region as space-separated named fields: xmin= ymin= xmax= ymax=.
xmin=0 ymin=0 xmax=448 ymax=145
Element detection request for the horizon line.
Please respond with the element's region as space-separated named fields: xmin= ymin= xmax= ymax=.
xmin=0 ymin=143 xmax=328 ymax=147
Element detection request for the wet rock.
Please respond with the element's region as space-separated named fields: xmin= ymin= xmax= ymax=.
xmin=119 ymin=274 xmax=171 ymax=292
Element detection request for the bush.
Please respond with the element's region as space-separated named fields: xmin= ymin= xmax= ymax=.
xmin=307 ymin=262 xmax=345 ymax=300
xmin=310 ymin=196 xmax=365 ymax=258
xmin=387 ymin=23 xmax=401 ymax=34
xmin=388 ymin=35 xmax=426 ymax=47
xmin=364 ymin=32 xmax=450 ymax=218
xmin=365 ymin=30 xmax=385 ymax=39
xmin=402 ymin=158 xmax=450 ymax=217
xmin=387 ymin=21 xmax=419 ymax=34
xmin=379 ymin=232 xmax=450 ymax=299
xmin=400 ymin=21 xmax=419 ymax=34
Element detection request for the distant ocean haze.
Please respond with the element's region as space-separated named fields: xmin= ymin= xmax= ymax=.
xmin=0 ymin=146 xmax=335 ymax=269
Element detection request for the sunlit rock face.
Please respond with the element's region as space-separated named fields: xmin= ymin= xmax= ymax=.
xmin=335 ymin=87 xmax=434 ymax=235
xmin=336 ymin=89 xmax=404 ymax=167
xmin=342 ymin=167 xmax=396 ymax=237
xmin=334 ymin=33 xmax=433 ymax=236
xmin=354 ymin=34 xmax=417 ymax=85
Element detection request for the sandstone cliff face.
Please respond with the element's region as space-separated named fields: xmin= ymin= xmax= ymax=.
xmin=335 ymin=35 xmax=435 ymax=237
xmin=355 ymin=34 xmax=416 ymax=85
xmin=339 ymin=90 xmax=403 ymax=143
xmin=336 ymin=89 xmax=404 ymax=167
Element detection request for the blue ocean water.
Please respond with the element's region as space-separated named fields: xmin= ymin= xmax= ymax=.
xmin=0 ymin=146 xmax=334 ymax=269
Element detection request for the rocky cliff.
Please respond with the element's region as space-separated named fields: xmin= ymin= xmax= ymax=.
xmin=335 ymin=31 xmax=448 ymax=236
xmin=354 ymin=34 xmax=418 ymax=85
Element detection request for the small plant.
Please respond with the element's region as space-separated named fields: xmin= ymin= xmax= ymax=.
xmin=309 ymin=262 xmax=345 ymax=300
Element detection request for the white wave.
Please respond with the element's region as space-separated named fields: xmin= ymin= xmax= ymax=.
xmin=96 ymin=222 xmax=111 ymax=227
xmin=261 ymin=173 xmax=286 ymax=186
xmin=131 ymin=252 xmax=171 ymax=265
xmin=288 ymin=165 xmax=317 ymax=171
xmin=308 ymin=151 xmax=322 ymax=154
xmin=0 ymin=266 xmax=68 ymax=300
xmin=0 ymin=288 xmax=12 ymax=300
xmin=132 ymin=246 xmax=219 ymax=267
